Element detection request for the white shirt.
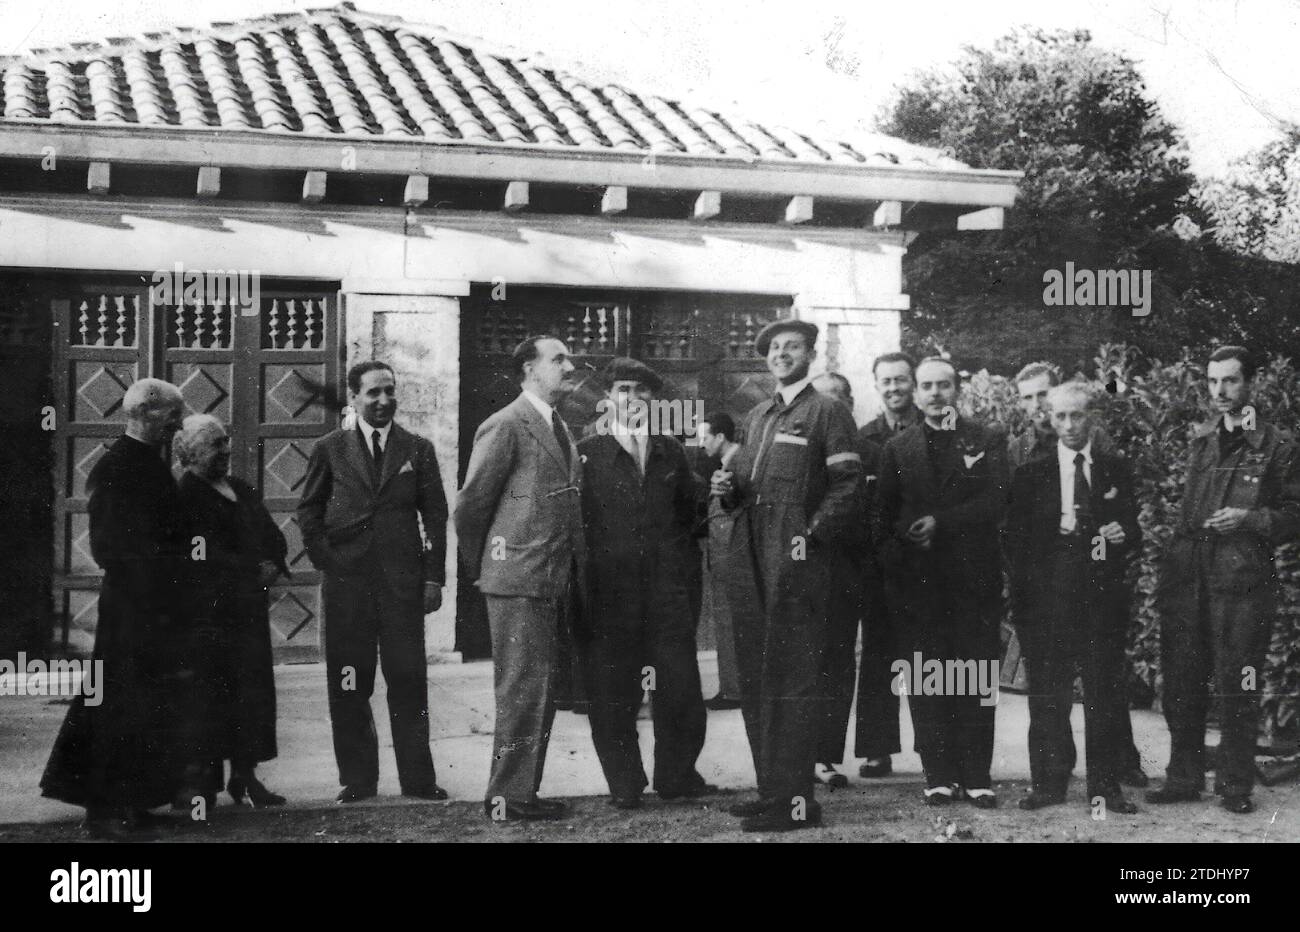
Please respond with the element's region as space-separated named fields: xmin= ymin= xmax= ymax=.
xmin=1057 ymin=440 xmax=1092 ymax=532
xmin=357 ymin=415 xmax=392 ymax=455
xmin=776 ymin=374 xmax=814 ymax=406
xmin=614 ymin=420 xmax=649 ymax=473
xmin=521 ymin=389 xmax=556 ymax=423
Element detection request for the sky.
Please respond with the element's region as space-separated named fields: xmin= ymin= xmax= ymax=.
xmin=1 ymin=0 xmax=1297 ymax=178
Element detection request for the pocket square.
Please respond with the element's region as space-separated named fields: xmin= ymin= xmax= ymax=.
xmin=962 ymin=451 xmax=986 ymax=469
xmin=398 ymin=460 xmax=414 ymax=475
xmin=1103 ymin=486 xmax=1118 ymax=499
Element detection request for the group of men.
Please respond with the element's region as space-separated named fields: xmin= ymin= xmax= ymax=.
xmin=47 ymin=319 xmax=1298 ymax=838
xmin=713 ymin=332 xmax=1298 ymax=826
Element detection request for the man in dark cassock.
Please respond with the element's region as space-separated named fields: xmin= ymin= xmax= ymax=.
xmin=40 ymin=378 xmax=187 ymax=840
xmin=175 ymin=414 xmax=288 ymax=809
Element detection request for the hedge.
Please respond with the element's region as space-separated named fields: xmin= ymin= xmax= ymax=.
xmin=957 ymin=343 xmax=1300 ymax=746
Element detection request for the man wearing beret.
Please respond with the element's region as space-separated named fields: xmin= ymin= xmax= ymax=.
xmin=577 ymin=358 xmax=713 ymax=808
xmin=713 ymin=320 xmax=863 ymax=832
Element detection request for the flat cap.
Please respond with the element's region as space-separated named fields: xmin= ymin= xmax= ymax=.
xmin=603 ymin=356 xmax=663 ymax=393
xmin=755 ymin=319 xmax=819 ymax=357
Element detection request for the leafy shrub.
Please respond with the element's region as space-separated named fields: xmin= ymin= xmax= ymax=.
xmin=959 ymin=343 xmax=1300 ymax=744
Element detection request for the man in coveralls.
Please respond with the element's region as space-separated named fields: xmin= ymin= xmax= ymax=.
xmin=1146 ymin=345 xmax=1300 ymax=815
xmin=713 ymin=319 xmax=862 ymax=832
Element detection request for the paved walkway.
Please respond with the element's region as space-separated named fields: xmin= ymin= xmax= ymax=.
xmin=0 ymin=653 xmax=1175 ymax=826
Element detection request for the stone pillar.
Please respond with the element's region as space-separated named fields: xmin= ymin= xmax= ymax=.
xmin=796 ymin=303 xmax=904 ymax=425
xmin=343 ymin=291 xmax=462 ymax=662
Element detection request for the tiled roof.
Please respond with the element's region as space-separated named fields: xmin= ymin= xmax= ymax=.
xmin=0 ymin=3 xmax=967 ymax=172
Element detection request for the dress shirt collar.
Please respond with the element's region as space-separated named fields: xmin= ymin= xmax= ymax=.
xmin=1057 ymin=440 xmax=1092 ymax=469
xmin=883 ymin=407 xmax=920 ymax=432
xmin=356 ymin=415 xmax=392 ymax=450
xmin=776 ymin=375 xmax=813 ymax=406
xmin=521 ymin=389 xmax=556 ymax=423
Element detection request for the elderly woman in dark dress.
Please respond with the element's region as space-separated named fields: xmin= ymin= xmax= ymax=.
xmin=175 ymin=414 xmax=288 ymax=808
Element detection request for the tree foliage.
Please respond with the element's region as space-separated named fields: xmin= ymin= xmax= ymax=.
xmin=876 ymin=28 xmax=1300 ymax=374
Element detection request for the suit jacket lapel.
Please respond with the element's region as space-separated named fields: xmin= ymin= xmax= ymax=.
xmin=900 ymin=425 xmax=936 ymax=496
xmin=936 ymin=419 xmax=972 ymax=491
xmin=515 ymin=395 xmax=569 ymax=472
xmin=377 ymin=424 xmax=411 ymax=491
xmin=346 ymin=426 xmax=377 ymax=490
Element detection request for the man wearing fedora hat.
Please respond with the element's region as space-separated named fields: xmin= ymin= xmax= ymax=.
xmin=713 ymin=319 xmax=863 ymax=832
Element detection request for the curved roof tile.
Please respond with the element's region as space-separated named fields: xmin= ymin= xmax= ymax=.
xmin=1 ymin=3 xmax=965 ymax=170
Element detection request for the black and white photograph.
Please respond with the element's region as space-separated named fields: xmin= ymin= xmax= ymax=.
xmin=0 ymin=0 xmax=1296 ymax=886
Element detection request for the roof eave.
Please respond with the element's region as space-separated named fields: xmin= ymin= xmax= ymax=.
xmin=0 ymin=121 xmax=1021 ymax=208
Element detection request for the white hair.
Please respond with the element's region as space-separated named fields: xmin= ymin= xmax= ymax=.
xmin=122 ymin=378 xmax=182 ymax=422
xmin=1046 ymin=380 xmax=1094 ymax=412
xmin=175 ymin=414 xmax=225 ymax=467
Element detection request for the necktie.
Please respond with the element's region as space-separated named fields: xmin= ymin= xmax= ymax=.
xmin=1073 ymin=452 xmax=1092 ymax=530
xmin=633 ymin=433 xmax=647 ymax=476
xmin=552 ymin=410 xmax=571 ymax=468
xmin=371 ymin=429 xmax=384 ymax=476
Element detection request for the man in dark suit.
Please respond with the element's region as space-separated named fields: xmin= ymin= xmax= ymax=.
xmin=41 ymin=378 xmax=187 ymax=840
xmin=853 ymin=352 xmax=920 ymax=780
xmin=1147 ymin=346 xmax=1300 ymax=814
xmin=298 ymin=361 xmax=448 ymax=804
xmin=1005 ymin=382 xmax=1140 ymax=814
xmin=714 ymin=320 xmax=862 ymax=832
xmin=455 ymin=335 xmax=586 ymax=822
xmin=1007 ymin=361 xmax=1148 ymax=788
xmin=874 ymin=357 xmax=1007 ymax=807
xmin=577 ymin=358 xmax=712 ymax=808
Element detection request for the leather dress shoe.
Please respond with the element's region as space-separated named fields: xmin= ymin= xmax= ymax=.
xmin=1118 ymin=767 xmax=1150 ymax=788
xmin=608 ymin=794 xmax=642 ymax=810
xmin=1018 ymin=790 xmax=1066 ymax=811
xmin=858 ymin=757 xmax=893 ymax=778
xmin=1099 ymin=793 xmax=1139 ymax=815
xmin=229 ymin=774 xmax=286 ymax=807
xmin=727 ymin=798 xmax=775 ymax=817
xmin=337 ymin=784 xmax=378 ymax=803
xmin=966 ymin=791 xmax=999 ymax=810
xmin=1145 ymin=785 xmax=1201 ymax=805
xmin=705 ymin=695 xmax=743 ymax=711
xmin=924 ymin=788 xmax=955 ymax=807
xmin=814 ymin=763 xmax=849 ymax=789
xmin=1221 ymin=795 xmax=1254 ymax=814
xmin=402 ymin=784 xmax=449 ymax=801
xmin=741 ymin=805 xmax=822 ymax=833
xmin=484 ymin=798 xmax=568 ymax=821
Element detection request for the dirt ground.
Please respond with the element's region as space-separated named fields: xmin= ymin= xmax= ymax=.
xmin=3 ymin=779 xmax=1296 ymax=843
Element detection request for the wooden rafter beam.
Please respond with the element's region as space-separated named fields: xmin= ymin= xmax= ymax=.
xmin=302 ymin=170 xmax=327 ymax=204
xmin=693 ymin=190 xmax=721 ymax=221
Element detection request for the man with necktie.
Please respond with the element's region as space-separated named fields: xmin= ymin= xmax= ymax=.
xmin=298 ymin=361 xmax=449 ymax=804
xmin=456 ymin=335 xmax=586 ymax=821
xmin=714 ymin=319 xmax=862 ymax=832
xmin=1005 ymin=381 xmax=1140 ymax=814
xmin=576 ymin=357 xmax=712 ymax=808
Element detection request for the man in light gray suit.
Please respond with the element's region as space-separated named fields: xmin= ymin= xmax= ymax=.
xmin=455 ymin=335 xmax=586 ymax=822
